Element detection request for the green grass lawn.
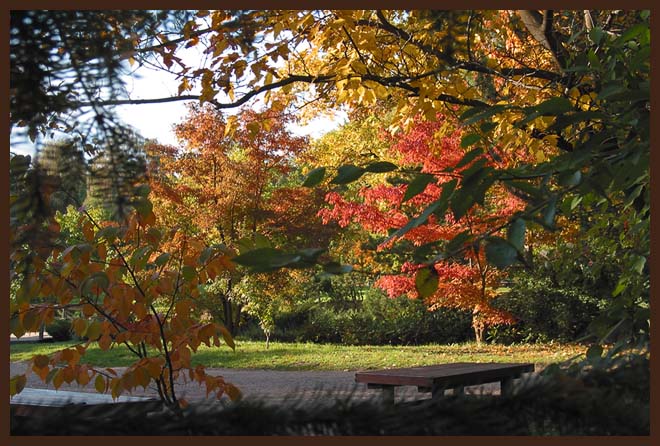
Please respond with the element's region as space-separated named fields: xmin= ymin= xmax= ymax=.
xmin=10 ymin=339 xmax=586 ymax=370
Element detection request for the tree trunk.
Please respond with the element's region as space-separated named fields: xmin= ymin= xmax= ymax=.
xmin=223 ymin=297 xmax=235 ymax=335
xmin=472 ymin=310 xmax=485 ymax=344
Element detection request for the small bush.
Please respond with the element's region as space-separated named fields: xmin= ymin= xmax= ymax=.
xmin=488 ymin=275 xmax=603 ymax=344
xmin=45 ymin=318 xmax=73 ymax=341
xmin=255 ymin=290 xmax=473 ymax=345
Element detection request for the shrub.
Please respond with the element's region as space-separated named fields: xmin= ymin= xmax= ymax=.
xmin=45 ymin=318 xmax=73 ymax=341
xmin=488 ymin=274 xmax=603 ymax=344
xmin=252 ymin=290 xmax=473 ymax=345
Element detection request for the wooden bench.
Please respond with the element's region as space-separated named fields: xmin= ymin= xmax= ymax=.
xmin=355 ymin=362 xmax=534 ymax=404
xmin=10 ymin=388 xmax=158 ymax=417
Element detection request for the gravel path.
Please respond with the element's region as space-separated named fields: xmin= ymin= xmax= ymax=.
xmin=10 ymin=361 xmax=502 ymax=405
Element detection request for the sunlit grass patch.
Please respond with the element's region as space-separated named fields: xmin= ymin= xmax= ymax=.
xmin=11 ymin=339 xmax=586 ymax=370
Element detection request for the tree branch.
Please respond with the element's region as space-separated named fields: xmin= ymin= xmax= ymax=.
xmin=517 ymin=10 xmax=567 ymax=70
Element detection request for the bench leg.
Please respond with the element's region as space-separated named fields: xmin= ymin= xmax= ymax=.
xmin=501 ymin=377 xmax=513 ymax=395
xmin=380 ymin=386 xmax=395 ymax=404
xmin=453 ymin=386 xmax=465 ymax=396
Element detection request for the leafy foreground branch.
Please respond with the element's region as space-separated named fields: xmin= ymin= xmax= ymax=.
xmin=11 ymin=352 xmax=648 ymax=435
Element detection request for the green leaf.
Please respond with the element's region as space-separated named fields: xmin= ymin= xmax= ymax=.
xmin=134 ymin=184 xmax=151 ymax=197
xmin=413 ymin=242 xmax=441 ymax=263
xmin=615 ymin=23 xmax=648 ymax=45
xmin=444 ymin=230 xmax=472 ymax=256
xmin=586 ymin=344 xmax=603 ymax=363
xmin=323 ymin=262 xmax=353 ymax=274
xmin=542 ymin=196 xmax=558 ymax=228
xmin=403 ymin=174 xmax=435 ymax=202
xmin=233 ymin=247 xmax=301 ymax=272
xmin=485 ymin=237 xmax=519 ymax=269
xmin=503 ymin=179 xmax=544 ymax=200
xmin=181 ymin=265 xmax=197 ymax=281
xmin=254 ymin=233 xmax=272 ymax=249
xmin=154 ymin=252 xmax=171 ymax=267
xmin=85 ymin=321 xmax=102 ymax=341
xmin=130 ymin=246 xmax=152 ymax=270
xmin=455 ymin=147 xmax=484 ymax=169
xmin=558 ymin=170 xmax=582 ymax=187
xmin=268 ymin=253 xmax=302 ymax=268
xmin=198 ymin=248 xmax=214 ymax=265
xmin=507 ymin=218 xmax=526 ymax=251
xmin=81 ymin=272 xmax=110 ymax=295
xmin=385 ymin=188 xmax=453 ymax=244
xmin=415 ymin=267 xmax=438 ymax=298
xmin=597 ymin=83 xmax=626 ymax=100
xmin=330 ymin=165 xmax=365 ymax=184
xmin=533 ymin=97 xmax=573 ymax=115
xmin=364 ymin=161 xmax=398 ymax=173
xmin=589 ymin=26 xmax=604 ymax=45
xmin=302 ymin=167 xmax=326 ymax=187
xmin=298 ymin=248 xmax=325 ymax=260
xmin=460 ymin=133 xmax=481 ymax=148
xmin=133 ymin=197 xmax=153 ymax=218
xmin=631 ymin=255 xmax=646 ymax=274
xmin=450 ymin=163 xmax=491 ymax=221
xmin=10 ymin=314 xmax=26 ymax=338
xmin=460 ymin=105 xmax=509 ymax=126
xmin=611 ymin=278 xmax=627 ymax=297
xmin=480 ymin=122 xmax=497 ymax=133
xmin=95 ymin=226 xmax=119 ymax=243
xmin=45 ymin=368 xmax=59 ymax=385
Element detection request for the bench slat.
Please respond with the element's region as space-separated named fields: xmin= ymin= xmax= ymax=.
xmin=355 ymin=362 xmax=534 ymax=388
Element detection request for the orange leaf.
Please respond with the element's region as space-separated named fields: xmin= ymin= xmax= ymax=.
xmin=224 ymin=383 xmax=242 ymax=401
xmin=63 ymin=367 xmax=76 ymax=384
xmin=78 ymin=367 xmax=91 ymax=386
xmin=33 ymin=354 xmax=50 ymax=368
xmin=82 ymin=222 xmax=95 ymax=242
xmin=98 ymin=334 xmax=112 ymax=351
xmin=82 ymin=304 xmax=96 ymax=317
xmin=97 ymin=243 xmax=107 ymax=262
xmin=146 ymin=360 xmax=163 ymax=379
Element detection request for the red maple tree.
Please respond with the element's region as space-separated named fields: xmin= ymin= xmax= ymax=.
xmin=320 ymin=114 xmax=532 ymax=342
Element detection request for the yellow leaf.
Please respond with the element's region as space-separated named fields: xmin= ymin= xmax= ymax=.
xmin=52 ymin=370 xmax=64 ymax=390
xmin=72 ymin=318 xmax=87 ymax=337
xmin=95 ymin=374 xmax=106 ymax=393
xmin=10 ymin=375 xmax=28 ymax=397
xmin=85 ymin=320 xmax=102 ymax=341
xmin=218 ymin=325 xmax=235 ymax=350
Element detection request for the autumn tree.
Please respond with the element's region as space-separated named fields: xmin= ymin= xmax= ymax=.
xmin=10 ymin=154 xmax=240 ymax=408
xmin=317 ymin=111 xmax=533 ymax=342
xmin=146 ymin=104 xmax=312 ymax=335
xmin=162 ymin=9 xmax=645 ymax=343
xmin=11 ymin=10 xmax=649 ymax=346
